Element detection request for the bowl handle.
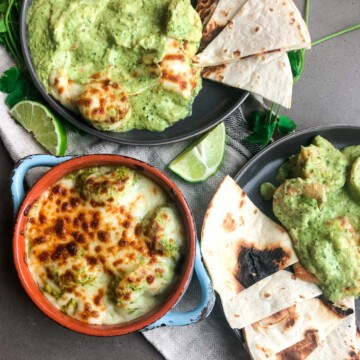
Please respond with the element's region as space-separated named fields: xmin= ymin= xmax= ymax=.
xmin=143 ymin=240 xmax=215 ymax=330
xmin=11 ymin=154 xmax=74 ymax=214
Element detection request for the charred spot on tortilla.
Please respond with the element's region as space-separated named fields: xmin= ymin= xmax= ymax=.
xmin=241 ymin=48 xmax=282 ymax=60
xmin=275 ymin=329 xmax=320 ymax=360
xmin=200 ymin=64 xmax=227 ymax=78
xmin=254 ymin=345 xmax=273 ymax=358
xmin=320 ymin=298 xmax=354 ymax=318
xmin=349 ymin=350 xmax=358 ymax=359
xmin=293 ymin=263 xmax=319 ymax=283
xmin=223 ymin=213 xmax=236 ymax=232
xmin=283 ymin=308 xmax=300 ymax=331
xmin=235 ymin=245 xmax=290 ymax=288
xmin=252 ymin=305 xmax=300 ymax=332
xmin=257 ymin=307 xmax=293 ymax=328
xmin=199 ymin=25 xmax=226 ymax=52
xmin=195 ymin=0 xmax=218 ymax=25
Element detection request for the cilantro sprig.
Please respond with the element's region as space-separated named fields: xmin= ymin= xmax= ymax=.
xmin=244 ymin=104 xmax=296 ymax=148
xmin=0 ymin=0 xmax=23 ymax=67
xmin=0 ymin=66 xmax=39 ymax=106
xmin=0 ymin=1 xmax=40 ymax=106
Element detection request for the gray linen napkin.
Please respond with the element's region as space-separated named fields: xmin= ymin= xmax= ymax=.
xmin=0 ymin=46 xmax=260 ymax=359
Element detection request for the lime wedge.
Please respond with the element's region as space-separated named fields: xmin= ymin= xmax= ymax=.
xmin=10 ymin=101 xmax=67 ymax=156
xmin=169 ymin=122 xmax=226 ymax=182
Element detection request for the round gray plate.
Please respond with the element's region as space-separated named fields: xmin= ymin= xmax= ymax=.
xmin=20 ymin=0 xmax=248 ymax=146
xmin=232 ymin=124 xmax=360 ymax=342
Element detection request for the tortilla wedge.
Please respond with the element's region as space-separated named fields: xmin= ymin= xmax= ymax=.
xmin=201 ymin=51 xmax=293 ymax=108
xmin=201 ymin=176 xmax=298 ymax=301
xmin=199 ymin=0 xmax=247 ymax=51
xmin=222 ymin=270 xmax=321 ymax=330
xmin=193 ymin=0 xmax=311 ymax=66
xmin=305 ymin=297 xmax=358 ymax=360
xmin=243 ymin=297 xmax=354 ymax=360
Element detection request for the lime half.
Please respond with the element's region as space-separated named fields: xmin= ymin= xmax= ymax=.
xmin=10 ymin=101 xmax=67 ymax=156
xmin=169 ymin=122 xmax=226 ymax=182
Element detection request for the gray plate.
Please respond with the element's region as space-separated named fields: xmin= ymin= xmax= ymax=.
xmin=20 ymin=0 xmax=248 ymax=146
xmin=232 ymin=124 xmax=360 ymax=343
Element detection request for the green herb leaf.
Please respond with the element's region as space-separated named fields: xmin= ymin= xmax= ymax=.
xmin=5 ymin=76 xmax=26 ymax=107
xmin=0 ymin=67 xmax=20 ymax=93
xmin=0 ymin=15 xmax=6 ymax=33
xmin=244 ymin=126 xmax=270 ymax=145
xmin=0 ymin=0 xmax=7 ymax=13
xmin=277 ymin=115 xmax=297 ymax=134
xmin=288 ymin=51 xmax=300 ymax=77
xmin=245 ymin=110 xmax=275 ymax=146
xmin=245 ymin=106 xmax=297 ymax=147
xmin=247 ymin=110 xmax=262 ymax=129
xmin=288 ymin=49 xmax=305 ymax=83
xmin=0 ymin=67 xmax=40 ymax=107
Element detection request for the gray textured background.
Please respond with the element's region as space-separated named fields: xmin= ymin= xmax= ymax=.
xmin=0 ymin=0 xmax=359 ymax=359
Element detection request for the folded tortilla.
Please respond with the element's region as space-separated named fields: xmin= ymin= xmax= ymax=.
xmin=201 ymin=51 xmax=293 ymax=108
xmin=199 ymin=0 xmax=247 ymax=51
xmin=195 ymin=0 xmax=219 ymax=27
xmin=305 ymin=297 xmax=358 ymax=360
xmin=194 ymin=0 xmax=311 ymax=66
xmin=243 ymin=297 xmax=353 ymax=360
xmin=201 ymin=176 xmax=298 ymax=301
xmin=223 ymin=270 xmax=321 ymax=330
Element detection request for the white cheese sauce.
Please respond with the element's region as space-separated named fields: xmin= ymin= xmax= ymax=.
xmin=25 ymin=166 xmax=185 ymax=325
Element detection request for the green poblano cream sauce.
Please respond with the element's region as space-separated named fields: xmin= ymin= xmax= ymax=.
xmin=263 ymin=136 xmax=360 ymax=302
xmin=27 ymin=0 xmax=202 ymax=131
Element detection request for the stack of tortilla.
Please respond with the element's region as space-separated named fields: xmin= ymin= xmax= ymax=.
xmin=195 ymin=0 xmax=311 ymax=108
xmin=201 ymin=176 xmax=359 ymax=360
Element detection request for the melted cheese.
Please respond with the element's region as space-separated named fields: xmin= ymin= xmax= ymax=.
xmin=76 ymin=74 xmax=131 ymax=131
xmin=159 ymin=39 xmax=198 ymax=99
xmin=50 ymin=70 xmax=131 ymax=131
xmin=25 ymin=166 xmax=185 ymax=325
xmin=48 ymin=40 xmax=199 ymax=128
xmin=49 ymin=69 xmax=83 ymax=112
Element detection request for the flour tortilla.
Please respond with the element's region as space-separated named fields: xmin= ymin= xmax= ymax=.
xmin=195 ymin=0 xmax=219 ymax=27
xmin=223 ymin=270 xmax=321 ymax=330
xmin=199 ymin=0 xmax=247 ymax=50
xmin=305 ymin=297 xmax=358 ymax=360
xmin=243 ymin=297 xmax=353 ymax=360
xmin=201 ymin=51 xmax=293 ymax=108
xmin=201 ymin=176 xmax=298 ymax=302
xmin=194 ymin=0 xmax=311 ymax=66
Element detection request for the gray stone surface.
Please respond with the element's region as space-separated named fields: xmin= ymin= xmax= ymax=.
xmin=283 ymin=0 xmax=360 ymax=128
xmin=0 ymin=1 xmax=359 ymax=359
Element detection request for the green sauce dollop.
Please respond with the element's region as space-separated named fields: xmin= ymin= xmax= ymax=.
xmin=259 ymin=182 xmax=276 ymax=200
xmin=272 ymin=136 xmax=360 ymax=302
